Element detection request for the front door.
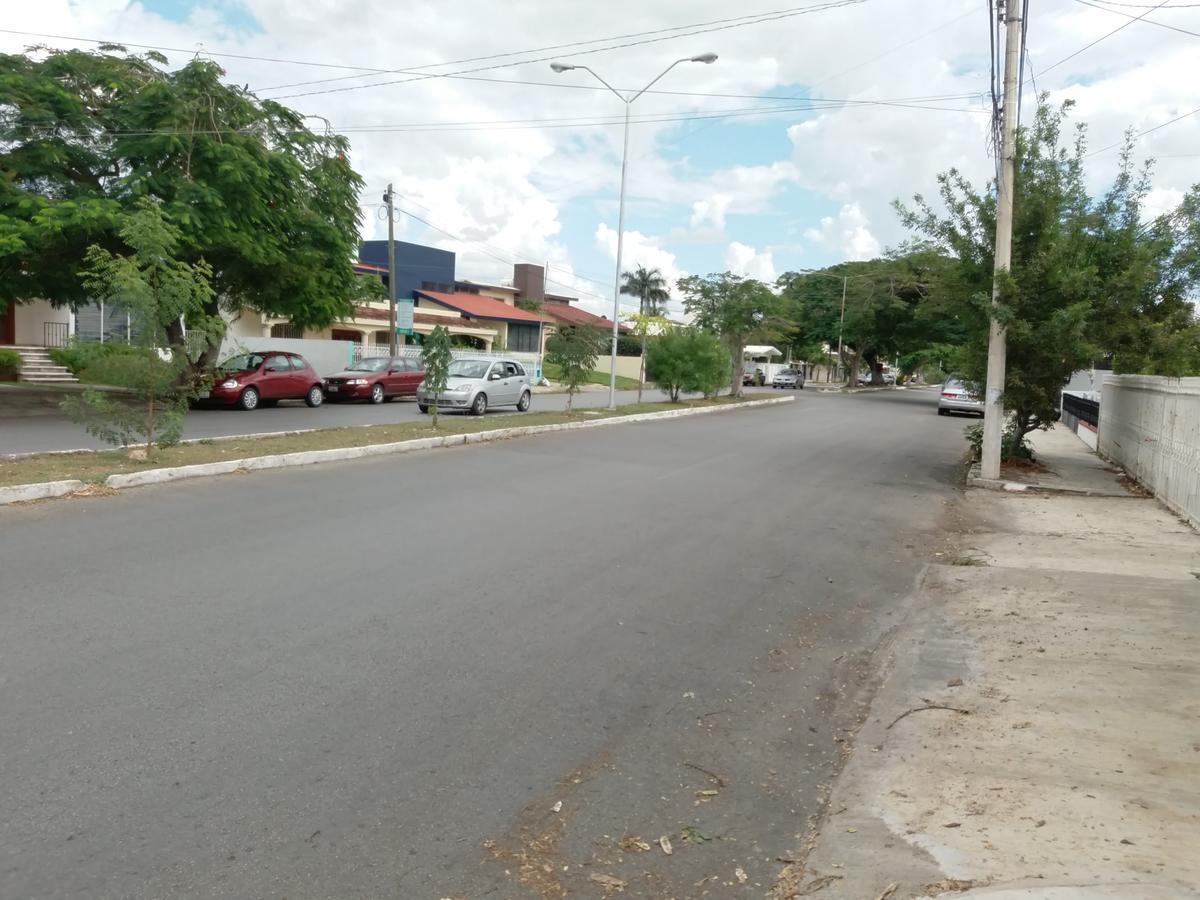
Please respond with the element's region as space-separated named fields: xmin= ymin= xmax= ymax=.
xmin=259 ymin=354 xmax=293 ymax=398
xmin=1 ymin=303 xmax=15 ymax=345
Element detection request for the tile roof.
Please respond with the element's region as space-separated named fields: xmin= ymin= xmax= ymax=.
xmin=543 ymin=301 xmax=631 ymax=333
xmin=352 ymin=305 xmax=471 ymax=327
xmin=416 ymin=290 xmax=543 ymax=323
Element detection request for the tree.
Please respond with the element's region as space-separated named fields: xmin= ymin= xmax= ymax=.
xmin=0 ymin=46 xmax=372 ymax=366
xmin=646 ymin=329 xmax=731 ymax=401
xmin=677 ymin=273 xmax=795 ymax=397
xmin=894 ymin=100 xmax=1200 ymax=455
xmin=621 ymin=266 xmax=671 ymax=403
xmin=545 ymin=325 xmax=603 ymax=411
xmin=420 ymin=326 xmax=453 ymax=428
xmin=60 ymin=198 xmax=221 ymax=455
xmin=624 ymin=311 xmax=670 ymax=403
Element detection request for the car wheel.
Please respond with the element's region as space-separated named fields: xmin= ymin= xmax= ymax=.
xmin=470 ymin=392 xmax=488 ymax=416
xmin=238 ymin=387 xmax=259 ymax=411
xmin=937 ymin=408 xmax=948 ymax=416
xmin=418 ymin=403 xmax=429 ymax=413
xmin=517 ymin=390 xmax=531 ymax=412
xmin=305 ymin=385 xmax=324 ymax=408
xmin=369 ymin=383 xmax=385 ymax=404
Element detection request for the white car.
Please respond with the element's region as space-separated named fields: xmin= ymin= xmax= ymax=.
xmin=416 ymin=357 xmax=532 ymax=416
xmin=937 ymin=378 xmax=983 ymax=416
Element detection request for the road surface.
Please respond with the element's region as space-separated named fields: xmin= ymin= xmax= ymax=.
xmin=0 ymin=385 xmax=782 ymax=455
xmin=1 ymin=388 xmax=965 ymax=898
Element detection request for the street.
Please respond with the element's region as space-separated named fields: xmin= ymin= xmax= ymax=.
xmin=1 ymin=389 xmax=966 ymax=898
xmin=0 ymin=386 xmax=782 ymax=455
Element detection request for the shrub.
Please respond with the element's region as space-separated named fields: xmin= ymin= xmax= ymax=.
xmin=50 ymin=339 xmax=141 ymax=378
xmin=964 ymin=422 xmax=1034 ymax=464
xmin=646 ymin=330 xmax=731 ymax=401
xmin=0 ymin=347 xmax=21 ymax=379
xmin=547 ymin=325 xmax=604 ymax=410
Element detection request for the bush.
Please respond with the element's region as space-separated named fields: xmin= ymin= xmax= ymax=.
xmin=50 ymin=339 xmax=141 ymax=379
xmin=0 ymin=347 xmax=21 ymax=379
xmin=646 ymin=330 xmax=731 ymax=401
xmin=964 ymin=422 xmax=1034 ymax=464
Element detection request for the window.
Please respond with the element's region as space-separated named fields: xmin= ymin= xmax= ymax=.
xmin=270 ymin=323 xmax=303 ymax=339
xmin=489 ymin=362 xmax=506 ymax=379
xmin=507 ymin=323 xmax=539 ymax=353
xmin=511 ymin=362 xmax=526 ymax=376
xmin=264 ymin=354 xmax=290 ymax=371
xmin=289 ymin=356 xmax=308 ymax=370
xmin=504 ymin=362 xmax=519 ymax=377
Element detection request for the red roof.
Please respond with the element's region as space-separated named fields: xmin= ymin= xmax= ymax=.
xmin=415 ymin=289 xmax=543 ymax=323
xmin=543 ymin=300 xmax=631 ymax=333
xmin=352 ymin=305 xmax=470 ymax=327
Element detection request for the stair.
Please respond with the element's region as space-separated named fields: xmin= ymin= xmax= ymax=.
xmin=2 ymin=345 xmax=79 ymax=384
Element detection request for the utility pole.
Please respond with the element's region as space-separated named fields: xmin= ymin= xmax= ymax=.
xmin=981 ymin=0 xmax=1022 ymax=479
xmin=384 ymin=183 xmax=398 ymax=356
xmin=836 ymin=275 xmax=847 ymax=382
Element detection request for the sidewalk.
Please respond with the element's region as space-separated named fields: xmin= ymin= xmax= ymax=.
xmin=781 ymin=428 xmax=1200 ymax=899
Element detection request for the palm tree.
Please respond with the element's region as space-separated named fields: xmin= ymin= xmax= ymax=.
xmin=620 ymin=266 xmax=671 ymax=401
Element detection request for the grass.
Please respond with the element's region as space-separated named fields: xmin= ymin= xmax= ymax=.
xmin=541 ymin=360 xmax=641 ymax=391
xmin=2 ymin=396 xmax=758 ymax=488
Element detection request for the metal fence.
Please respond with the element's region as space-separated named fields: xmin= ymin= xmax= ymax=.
xmin=43 ymin=321 xmax=69 ymax=348
xmin=1061 ymin=391 xmax=1099 ymax=427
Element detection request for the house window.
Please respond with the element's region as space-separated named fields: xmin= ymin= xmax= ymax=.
xmin=270 ymin=323 xmax=303 ymax=339
xmin=507 ymin=323 xmax=539 ymax=353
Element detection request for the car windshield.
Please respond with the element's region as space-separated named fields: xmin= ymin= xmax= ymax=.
xmin=218 ymin=354 xmax=264 ymax=372
xmin=945 ymin=378 xmax=965 ymax=390
xmin=348 ymin=358 xmax=390 ymax=372
xmin=448 ymin=359 xmax=491 ymax=379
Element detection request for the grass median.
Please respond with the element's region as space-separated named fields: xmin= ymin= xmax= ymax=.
xmin=541 ymin=360 xmax=641 ymax=391
xmin=2 ymin=396 xmax=757 ymax=488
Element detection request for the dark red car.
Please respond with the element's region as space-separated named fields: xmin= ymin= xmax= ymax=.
xmin=324 ymin=356 xmax=425 ymax=404
xmin=208 ymin=351 xmax=326 ymax=411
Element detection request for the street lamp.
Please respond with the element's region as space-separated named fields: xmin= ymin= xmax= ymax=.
xmin=551 ymin=53 xmax=718 ymax=409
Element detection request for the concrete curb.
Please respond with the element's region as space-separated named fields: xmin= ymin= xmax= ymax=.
xmin=2 ymin=397 xmax=793 ymax=504
xmin=0 ymin=479 xmax=86 ymax=504
xmin=966 ymin=465 xmax=1132 ymax=497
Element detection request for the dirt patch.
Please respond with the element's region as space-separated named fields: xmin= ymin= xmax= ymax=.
xmin=999 ymin=457 xmax=1050 ymax=474
xmin=1118 ymin=474 xmax=1154 ymax=498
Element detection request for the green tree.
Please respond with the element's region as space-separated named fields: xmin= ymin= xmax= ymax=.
xmin=620 ymin=266 xmax=671 ymax=402
xmin=0 ymin=46 xmax=372 ymax=365
xmin=677 ymin=273 xmax=795 ymax=397
xmin=419 ymin=326 xmax=453 ymax=428
xmin=895 ymin=102 xmax=1107 ymax=453
xmin=61 ymin=198 xmax=221 ymax=455
xmin=625 ymin=311 xmax=670 ymax=403
xmin=545 ymin=325 xmax=603 ymax=411
xmin=646 ymin=329 xmax=731 ymax=401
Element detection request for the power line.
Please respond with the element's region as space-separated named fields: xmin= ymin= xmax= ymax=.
xmin=1083 ymin=104 xmax=1200 ymax=157
xmin=265 ymin=0 xmax=871 ymax=101
xmin=256 ymin=0 xmax=873 ymax=93
xmin=1072 ymin=0 xmax=1200 ymax=37
xmin=1038 ymin=0 xmax=1172 ymax=75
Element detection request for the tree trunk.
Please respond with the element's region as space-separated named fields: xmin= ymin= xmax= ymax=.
xmin=566 ymin=389 xmax=573 ymax=412
xmin=730 ymin=338 xmax=745 ymax=397
xmin=637 ymin=332 xmax=647 ymax=404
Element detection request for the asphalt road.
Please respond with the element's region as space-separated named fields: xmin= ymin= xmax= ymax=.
xmin=0 ymin=388 xmax=966 ymax=898
xmin=0 ymin=385 xmax=783 ymax=455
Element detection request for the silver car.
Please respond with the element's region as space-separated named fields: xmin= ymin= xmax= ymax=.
xmin=937 ymin=378 xmax=983 ymax=416
xmin=772 ymin=368 xmax=805 ymax=389
xmin=416 ymin=357 xmax=532 ymax=416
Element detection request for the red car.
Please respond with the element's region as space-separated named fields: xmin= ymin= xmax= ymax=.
xmin=208 ymin=351 xmax=326 ymax=411
xmin=324 ymin=356 xmax=425 ymax=403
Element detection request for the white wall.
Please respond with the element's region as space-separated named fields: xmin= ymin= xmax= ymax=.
xmin=218 ymin=336 xmax=357 ymax=377
xmin=15 ymin=299 xmax=70 ymax=345
xmin=1099 ymin=375 xmax=1200 ymax=529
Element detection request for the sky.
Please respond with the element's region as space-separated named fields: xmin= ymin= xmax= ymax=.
xmin=3 ymin=0 xmax=1198 ymax=317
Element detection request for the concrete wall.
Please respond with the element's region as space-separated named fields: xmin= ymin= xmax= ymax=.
xmin=1099 ymin=375 xmax=1200 ymax=529
xmin=218 ymin=336 xmax=358 ymax=377
xmin=592 ymin=353 xmax=644 ymax=382
xmin=14 ymin=299 xmax=70 ymax=345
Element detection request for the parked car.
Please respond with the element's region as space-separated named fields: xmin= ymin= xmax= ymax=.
xmin=325 ymin=356 xmax=425 ymax=403
xmin=743 ymin=367 xmax=765 ymax=386
xmin=416 ymin=357 xmax=532 ymax=416
xmin=772 ymin=368 xmax=805 ymax=389
xmin=206 ymin=351 xmax=325 ymax=411
xmin=937 ymin=377 xmax=984 ymax=416
xmin=857 ymin=371 xmax=873 ymax=386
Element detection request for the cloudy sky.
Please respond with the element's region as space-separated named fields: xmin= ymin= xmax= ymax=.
xmin=3 ymin=0 xmax=1197 ymax=315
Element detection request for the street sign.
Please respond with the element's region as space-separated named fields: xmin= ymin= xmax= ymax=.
xmin=395 ymin=299 xmax=414 ymax=336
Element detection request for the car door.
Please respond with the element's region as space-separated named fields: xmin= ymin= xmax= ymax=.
xmin=288 ymin=355 xmax=315 ymax=397
xmin=399 ymin=358 xmax=423 ymax=396
xmin=259 ymin=354 xmax=293 ymax=398
xmin=486 ymin=361 xmax=512 ymax=404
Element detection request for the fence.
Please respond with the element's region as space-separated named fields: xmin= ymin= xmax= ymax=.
xmin=1098 ymin=375 xmax=1200 ymax=530
xmin=1060 ymin=390 xmax=1100 ymax=449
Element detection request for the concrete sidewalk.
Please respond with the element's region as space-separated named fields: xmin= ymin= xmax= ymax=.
xmin=781 ymin=430 xmax=1200 ymax=899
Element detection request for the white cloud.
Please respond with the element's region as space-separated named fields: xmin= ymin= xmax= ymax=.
xmin=804 ymin=203 xmax=881 ymax=260
xmin=595 ymin=224 xmax=688 ymax=316
xmin=725 ymin=241 xmax=777 ymax=284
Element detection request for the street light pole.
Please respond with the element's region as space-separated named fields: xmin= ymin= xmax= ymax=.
xmin=551 ymin=54 xmax=717 ymax=410
xmin=384 ymin=183 xmax=397 ymax=356
xmin=837 ymin=275 xmax=847 ymax=382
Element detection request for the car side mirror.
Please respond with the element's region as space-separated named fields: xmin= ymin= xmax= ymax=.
xmin=490 ymin=372 xmax=501 ymax=381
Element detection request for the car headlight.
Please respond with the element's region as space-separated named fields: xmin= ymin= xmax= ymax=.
xmin=347 ymin=378 xmax=368 ymax=385
xmin=452 ymin=384 xmax=472 ymax=393
xmin=221 ymin=379 xmax=239 ymax=389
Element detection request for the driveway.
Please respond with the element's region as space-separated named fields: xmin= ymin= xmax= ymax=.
xmin=0 ymin=388 xmax=964 ymax=898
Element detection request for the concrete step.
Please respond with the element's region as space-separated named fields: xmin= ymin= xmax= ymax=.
xmin=19 ymin=374 xmax=79 ymax=383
